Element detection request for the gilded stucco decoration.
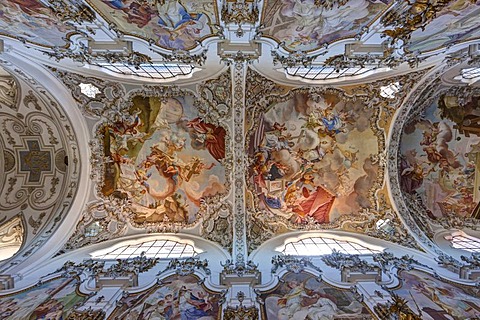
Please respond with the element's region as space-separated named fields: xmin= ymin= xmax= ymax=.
xmin=406 ymin=0 xmax=480 ymax=53
xmin=0 ymin=62 xmax=80 ymax=269
xmin=381 ymin=0 xmax=458 ymax=48
xmin=223 ymin=291 xmax=259 ymax=320
xmin=374 ymin=293 xmax=423 ymax=320
xmin=66 ymin=308 xmax=106 ymax=320
xmin=221 ymin=0 xmax=259 ymax=25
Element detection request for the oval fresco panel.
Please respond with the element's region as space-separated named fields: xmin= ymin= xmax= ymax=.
xmin=408 ymin=1 xmax=480 ymax=53
xmin=0 ymin=0 xmax=75 ymax=47
xmin=399 ymin=94 xmax=480 ymax=220
xmin=260 ymin=0 xmax=392 ymax=52
xmin=100 ymin=94 xmax=227 ymax=227
xmin=86 ymin=0 xmax=218 ymax=50
xmin=247 ymin=91 xmax=380 ymax=226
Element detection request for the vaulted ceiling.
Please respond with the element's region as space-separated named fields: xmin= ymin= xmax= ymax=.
xmin=1 ymin=0 xmax=480 ymax=270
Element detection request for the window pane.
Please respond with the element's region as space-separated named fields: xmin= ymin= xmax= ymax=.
xmin=281 ymin=237 xmax=381 ymax=256
xmin=91 ymin=240 xmax=198 ymax=260
xmin=449 ymin=234 xmax=480 ymax=252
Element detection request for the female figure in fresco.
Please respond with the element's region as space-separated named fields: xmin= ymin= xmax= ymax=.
xmin=155 ymin=0 xmax=206 ymax=43
xmin=156 ymin=0 xmax=202 ymax=31
xmin=179 ymin=287 xmax=214 ymax=320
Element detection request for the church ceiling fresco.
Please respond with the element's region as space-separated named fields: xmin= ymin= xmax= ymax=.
xmin=258 ymin=271 xmax=372 ymax=319
xmin=389 ymin=269 xmax=480 ymax=319
xmin=50 ymin=69 xmax=234 ymax=253
xmin=408 ymin=1 xmax=480 ymax=53
xmin=108 ymin=274 xmax=222 ymax=319
xmin=0 ymin=277 xmax=87 ymax=319
xmin=0 ymin=0 xmax=75 ymax=47
xmin=99 ymin=93 xmax=228 ymax=227
xmin=260 ymin=0 xmax=393 ymax=52
xmin=399 ymin=85 xmax=480 ymax=237
xmin=244 ymin=68 xmax=428 ymax=252
xmin=86 ymin=0 xmax=218 ymax=50
xmin=247 ymin=89 xmax=379 ymax=225
xmin=48 ymin=63 xmax=438 ymax=257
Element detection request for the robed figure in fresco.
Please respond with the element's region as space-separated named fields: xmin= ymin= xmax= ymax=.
xmin=109 ymin=275 xmax=221 ymax=320
xmin=101 ymin=96 xmax=227 ymax=226
xmin=97 ymin=0 xmax=210 ymax=50
xmin=400 ymin=94 xmax=480 ymax=220
xmin=260 ymin=272 xmax=371 ymax=319
xmin=249 ymin=91 xmax=379 ymax=225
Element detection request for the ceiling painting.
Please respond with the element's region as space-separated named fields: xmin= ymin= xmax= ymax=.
xmin=399 ymin=91 xmax=480 ymax=227
xmin=244 ymin=69 xmax=432 ymax=252
xmin=0 ymin=277 xmax=87 ymax=319
xmin=260 ymin=0 xmax=392 ymax=52
xmin=258 ymin=271 xmax=372 ymax=319
xmin=389 ymin=270 xmax=480 ymax=319
xmin=408 ymin=1 xmax=480 ymax=53
xmin=109 ymin=274 xmax=222 ymax=319
xmin=99 ymin=93 xmax=228 ymax=228
xmin=86 ymin=0 xmax=217 ymax=50
xmin=247 ymin=89 xmax=380 ymax=226
xmin=0 ymin=0 xmax=75 ymax=47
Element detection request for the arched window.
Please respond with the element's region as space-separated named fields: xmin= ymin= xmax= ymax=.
xmin=454 ymin=67 xmax=480 ymax=85
xmin=94 ymin=62 xmax=195 ymax=80
xmin=0 ymin=216 xmax=24 ymax=261
xmin=281 ymin=237 xmax=383 ymax=256
xmin=445 ymin=231 xmax=480 ymax=253
xmin=91 ymin=239 xmax=199 ymax=260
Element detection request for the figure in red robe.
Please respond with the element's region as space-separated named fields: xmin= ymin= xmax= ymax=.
xmin=187 ymin=118 xmax=226 ymax=161
xmin=289 ymin=186 xmax=335 ymax=224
